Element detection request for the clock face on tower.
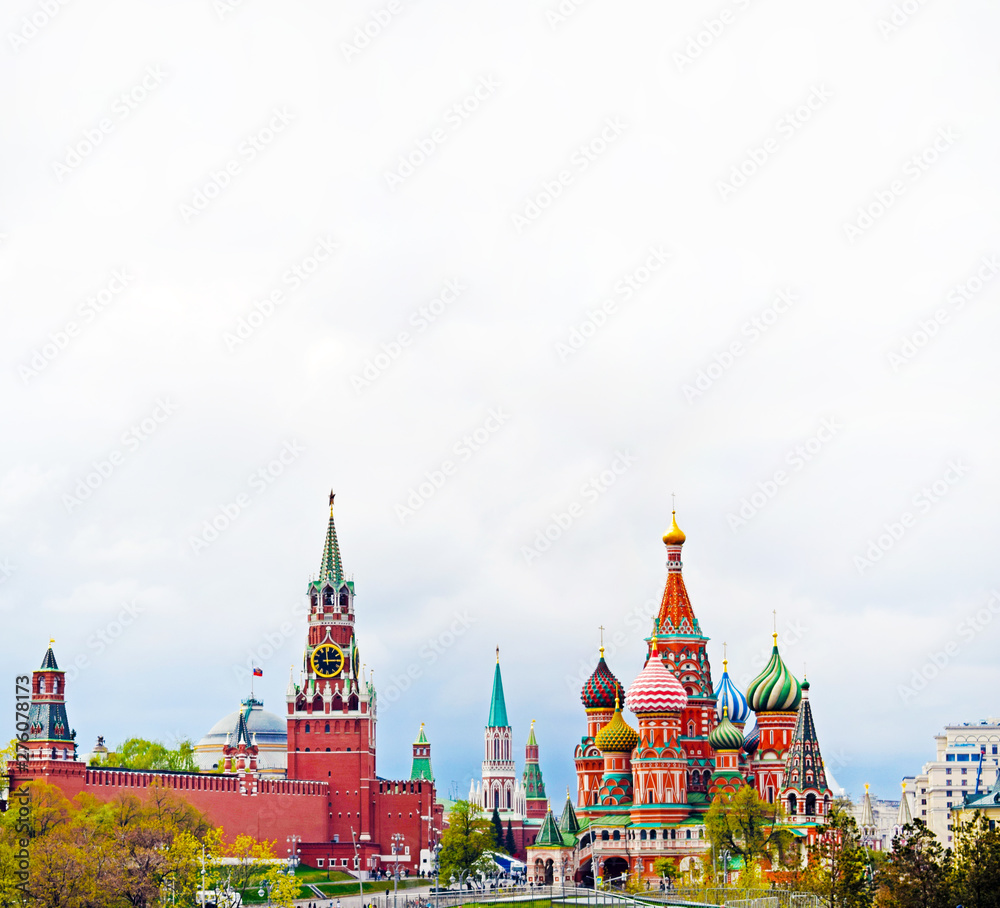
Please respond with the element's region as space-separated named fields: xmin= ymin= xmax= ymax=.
xmin=311 ymin=643 xmax=344 ymax=678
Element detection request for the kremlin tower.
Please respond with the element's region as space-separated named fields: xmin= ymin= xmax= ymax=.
xmin=470 ymin=652 xmax=552 ymax=853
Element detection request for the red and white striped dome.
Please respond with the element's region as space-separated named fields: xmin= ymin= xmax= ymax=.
xmin=625 ymin=652 xmax=688 ymax=714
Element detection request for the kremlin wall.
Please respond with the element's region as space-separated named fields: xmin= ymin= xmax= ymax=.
xmin=10 ymin=501 xmax=836 ymax=883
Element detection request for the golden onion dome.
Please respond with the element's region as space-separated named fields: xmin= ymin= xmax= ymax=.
xmin=662 ymin=510 xmax=686 ymax=546
xmin=594 ymin=698 xmax=639 ymax=754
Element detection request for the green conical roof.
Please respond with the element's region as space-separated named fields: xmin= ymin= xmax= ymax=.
xmin=526 ymin=723 xmax=537 ymax=746
xmin=319 ymin=494 xmax=344 ymax=585
xmin=487 ymin=656 xmax=509 ymax=727
xmin=411 ymin=722 xmax=434 ymax=782
xmin=534 ymin=809 xmax=564 ymax=847
xmin=558 ymin=791 xmax=580 ymax=835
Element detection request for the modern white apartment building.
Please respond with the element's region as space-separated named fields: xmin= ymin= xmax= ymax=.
xmin=903 ymin=718 xmax=1000 ymax=845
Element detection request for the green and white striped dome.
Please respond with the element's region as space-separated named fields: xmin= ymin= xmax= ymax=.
xmin=746 ymin=635 xmax=801 ymax=712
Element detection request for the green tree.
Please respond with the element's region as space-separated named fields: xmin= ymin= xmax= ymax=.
xmin=705 ymin=787 xmax=794 ymax=883
xmin=438 ymin=800 xmax=497 ymax=884
xmin=491 ymin=806 xmax=504 ymax=852
xmin=805 ymin=803 xmax=874 ymax=908
xmin=505 ymin=820 xmax=516 ymax=856
xmin=89 ymin=737 xmax=197 ymax=772
xmin=875 ymin=819 xmax=951 ymax=908
xmin=950 ymin=811 xmax=1000 ymax=908
xmin=652 ymin=857 xmax=677 ymax=882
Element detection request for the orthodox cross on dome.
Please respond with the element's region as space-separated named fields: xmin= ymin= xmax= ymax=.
xmin=598 ymin=625 xmax=605 ymax=655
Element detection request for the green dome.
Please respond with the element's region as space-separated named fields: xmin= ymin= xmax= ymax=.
xmin=708 ymin=710 xmax=744 ymax=751
xmin=746 ymin=636 xmax=801 ymax=712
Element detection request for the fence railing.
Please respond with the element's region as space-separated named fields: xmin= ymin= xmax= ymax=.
xmin=425 ymin=886 xmax=820 ymax=908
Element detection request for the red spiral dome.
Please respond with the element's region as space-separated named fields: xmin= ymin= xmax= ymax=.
xmin=625 ymin=649 xmax=688 ymax=714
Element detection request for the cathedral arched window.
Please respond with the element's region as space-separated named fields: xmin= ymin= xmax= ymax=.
xmin=323 ymin=589 xmax=333 ymax=607
xmin=38 ymin=678 xmax=45 ymax=694
xmin=507 ymin=789 xmax=511 ymax=809
xmin=52 ymin=679 xmax=58 ymax=694
xmin=340 ymin=592 xmax=349 ymax=610
xmin=612 ymin=831 xmax=620 ymax=841
xmin=805 ymin=794 xmax=817 ymax=816
xmin=601 ymin=830 xmax=609 ymax=841
xmin=494 ymin=739 xmax=499 ymax=760
xmin=305 ymin=723 xmax=310 ymax=734
xmin=640 ymin=830 xmax=647 ymax=840
xmin=649 ymin=830 xmax=656 ymax=840
xmin=788 ymin=794 xmax=797 ymax=815
xmin=325 ymin=723 xmax=330 ymax=733
xmin=687 ymin=721 xmax=695 ymax=737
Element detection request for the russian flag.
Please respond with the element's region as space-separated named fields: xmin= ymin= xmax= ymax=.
xmin=253 ymin=667 xmax=263 ymax=677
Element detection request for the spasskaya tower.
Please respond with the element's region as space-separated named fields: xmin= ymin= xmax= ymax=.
xmin=286 ymin=493 xmax=378 ymax=843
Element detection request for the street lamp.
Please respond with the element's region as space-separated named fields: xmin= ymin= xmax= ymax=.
xmin=391 ymin=832 xmax=405 ymax=908
xmin=286 ymin=834 xmax=302 ymax=873
xmin=432 ymin=842 xmax=443 ymax=908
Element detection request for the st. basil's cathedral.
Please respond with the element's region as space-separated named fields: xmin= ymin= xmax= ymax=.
xmin=522 ymin=512 xmax=833 ymax=885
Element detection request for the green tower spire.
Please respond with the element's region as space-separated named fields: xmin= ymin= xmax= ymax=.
xmin=410 ymin=723 xmax=434 ymax=782
xmin=319 ymin=491 xmax=344 ymax=585
xmin=487 ymin=648 xmax=509 ymax=727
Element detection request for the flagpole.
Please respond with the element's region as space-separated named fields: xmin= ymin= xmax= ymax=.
xmin=251 ymin=664 xmax=255 ymax=699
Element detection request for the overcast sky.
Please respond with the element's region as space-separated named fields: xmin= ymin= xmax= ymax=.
xmin=3 ymin=0 xmax=1000 ymax=810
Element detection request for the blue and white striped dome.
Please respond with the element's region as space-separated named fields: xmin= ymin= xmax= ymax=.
xmin=714 ymin=662 xmax=750 ymax=726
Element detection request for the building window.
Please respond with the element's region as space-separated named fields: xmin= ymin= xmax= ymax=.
xmin=947 ymin=755 xmax=955 ymax=762
xmin=305 ymin=724 xmax=310 ymax=734
xmin=962 ymin=768 xmax=968 ymax=774
xmin=326 ymin=723 xmax=330 ymax=733
xmin=317 ymin=859 xmax=324 ymax=867
xmin=946 ymin=768 xmax=952 ymax=774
